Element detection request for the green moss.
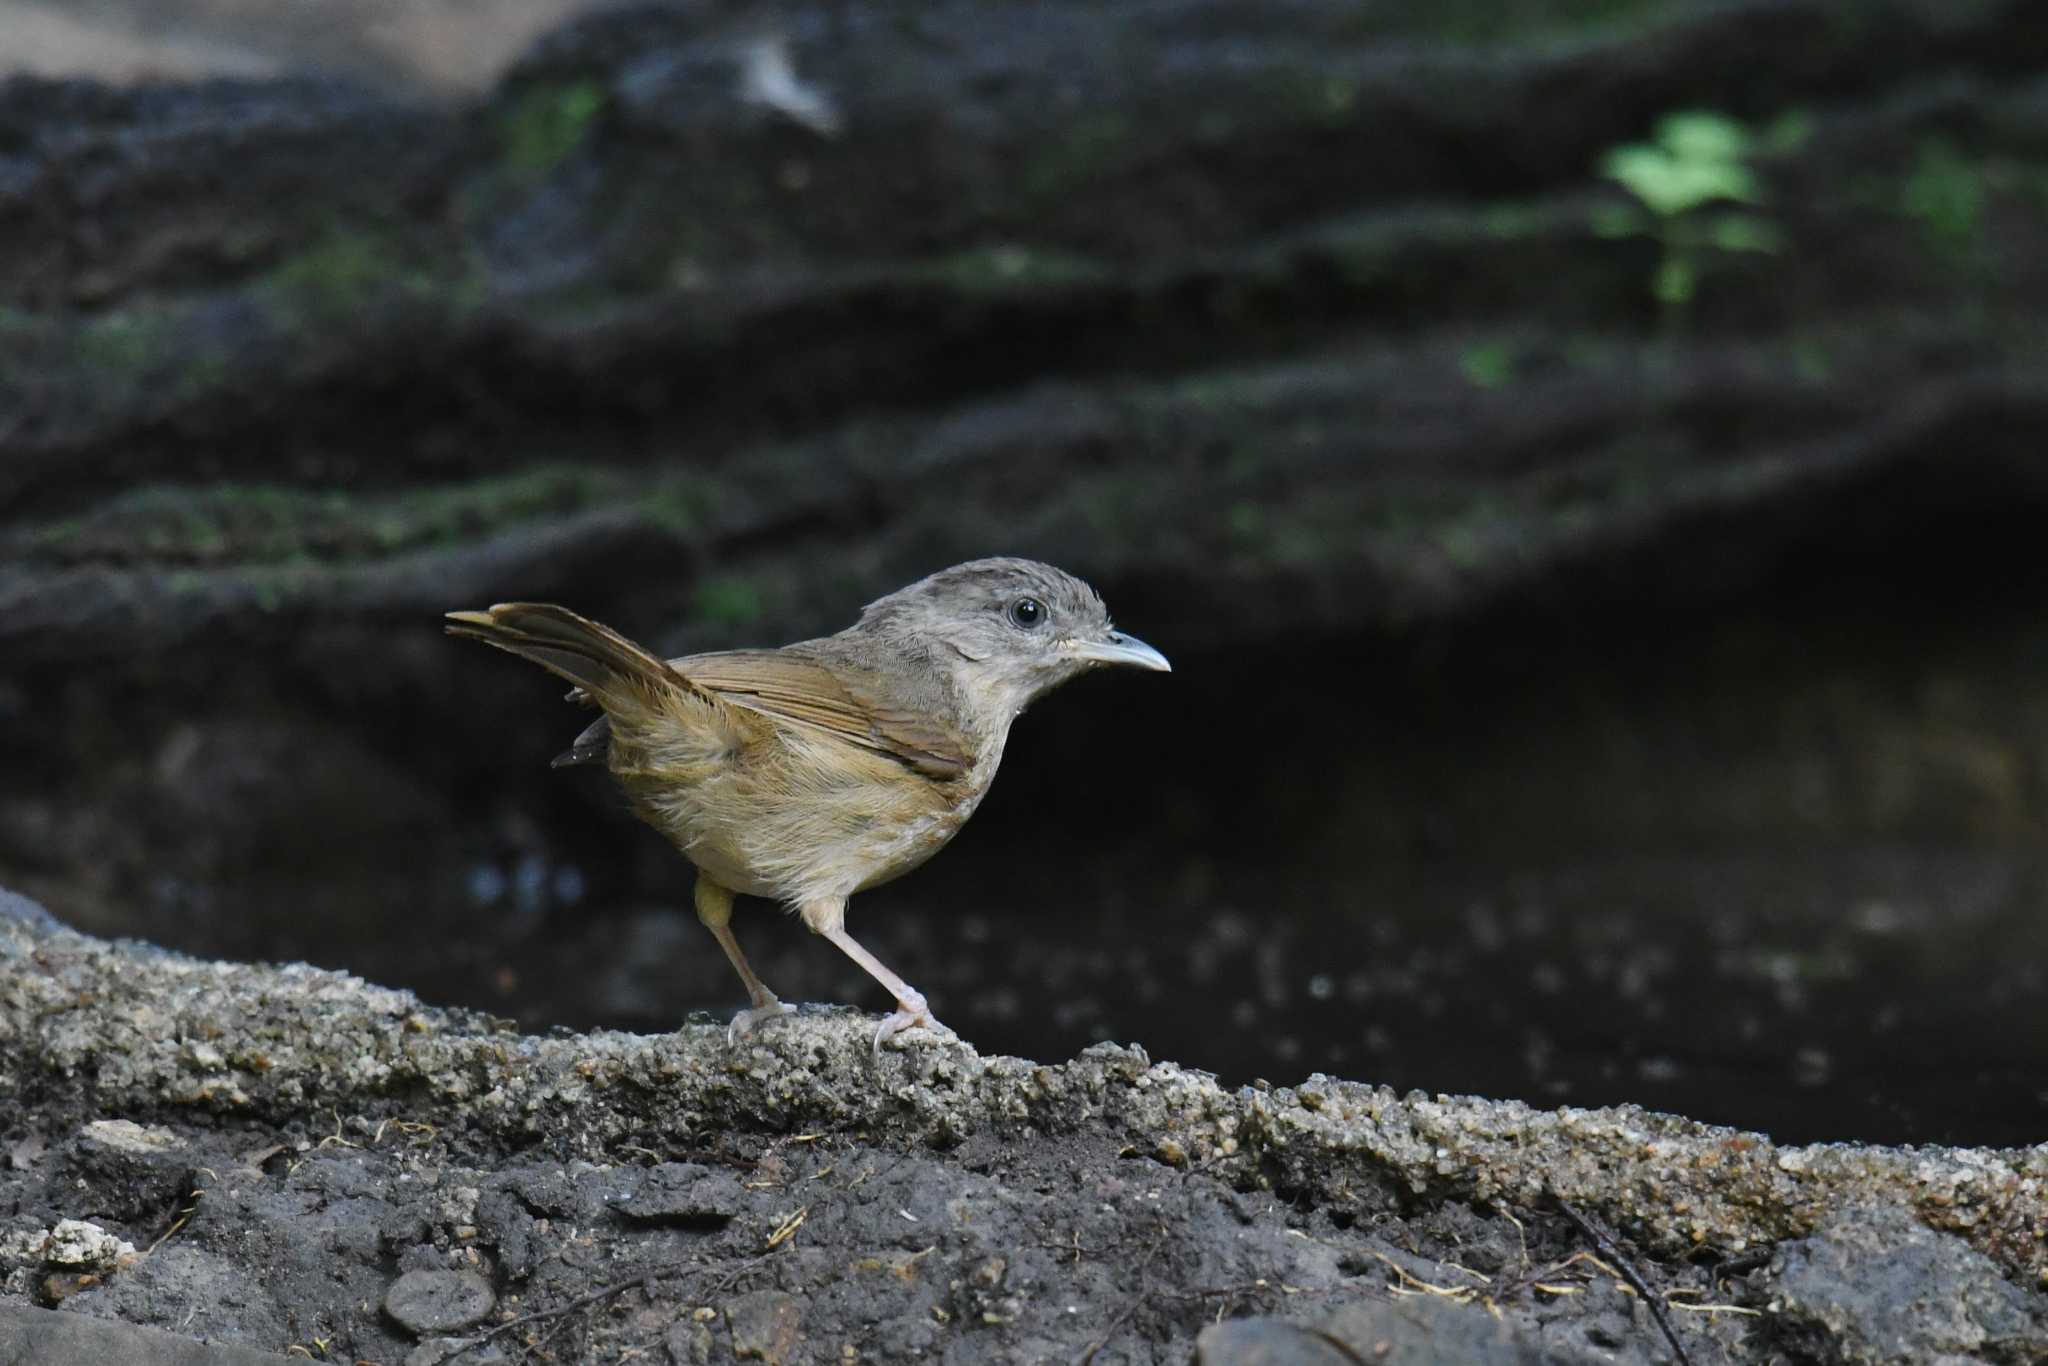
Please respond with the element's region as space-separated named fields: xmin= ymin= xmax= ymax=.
xmin=1901 ymin=136 xmax=1984 ymax=265
xmin=259 ymin=222 xmax=488 ymax=340
xmin=33 ymin=299 xmax=242 ymax=410
xmin=1460 ymin=341 xmax=1516 ymax=389
xmin=691 ymin=576 xmax=765 ymax=628
xmin=1759 ymin=109 xmax=1814 ymax=156
xmin=1061 ymin=469 xmax=1146 ymax=541
xmin=1162 ymin=367 xmax=1296 ymax=416
xmin=1481 ymin=201 xmax=1558 ymax=240
xmin=1020 ymin=112 xmax=1133 ymax=203
xmin=502 ymin=79 xmax=607 ymax=176
xmin=1218 ymin=500 xmax=1347 ymax=568
xmin=267 ymin=228 xmax=436 ymax=325
xmin=1226 ymin=501 xmax=1263 ymax=545
xmin=389 ymin=467 xmax=619 ymax=550
xmin=1339 ymin=0 xmax=1676 ymax=46
xmin=272 ymin=232 xmax=396 ymax=303
xmin=918 ymin=245 xmax=1112 ymax=293
xmin=1562 ymin=338 xmax=1617 ymax=372
xmin=24 ymin=467 xmax=622 ymax=567
xmin=73 ymin=309 xmax=174 ymax=378
xmin=1314 ymin=227 xmax=1398 ymax=288
xmin=1790 ymin=338 xmax=1832 ymax=383
xmin=1247 ymin=70 xmax=1363 ymax=126
xmin=639 ymin=476 xmax=716 ymax=537
xmin=168 ymin=346 xmax=235 ymax=404
xmin=1434 ymin=520 xmax=1490 ymax=570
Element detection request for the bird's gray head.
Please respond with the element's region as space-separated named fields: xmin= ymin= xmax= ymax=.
xmin=858 ymin=557 xmax=1170 ymax=719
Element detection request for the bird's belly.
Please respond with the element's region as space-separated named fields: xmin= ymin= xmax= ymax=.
xmin=774 ymin=783 xmax=982 ymax=901
xmin=618 ymin=733 xmax=989 ymax=906
xmin=680 ymin=835 xmax=784 ymax=901
xmin=850 ymin=799 xmax=978 ymax=893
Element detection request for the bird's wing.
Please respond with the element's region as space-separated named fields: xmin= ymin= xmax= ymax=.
xmin=678 ymin=649 xmax=975 ymax=783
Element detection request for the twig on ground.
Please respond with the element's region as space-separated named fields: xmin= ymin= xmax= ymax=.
xmin=467 ymin=1254 xmax=766 ymax=1361
xmin=1554 ymin=1196 xmax=1691 ymax=1366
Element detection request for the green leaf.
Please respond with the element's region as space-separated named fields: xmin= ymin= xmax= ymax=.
xmin=1602 ymin=145 xmax=1757 ymax=217
xmin=1657 ymin=111 xmax=1749 ymax=164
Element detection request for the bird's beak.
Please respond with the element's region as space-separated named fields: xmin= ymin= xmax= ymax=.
xmin=1064 ymin=630 xmax=1172 ymax=673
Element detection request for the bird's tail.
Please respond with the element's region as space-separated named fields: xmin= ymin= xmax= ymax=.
xmin=445 ymin=603 xmax=697 ymax=732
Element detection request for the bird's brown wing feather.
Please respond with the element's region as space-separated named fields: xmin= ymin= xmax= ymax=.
xmin=679 ymin=650 xmax=974 ymax=783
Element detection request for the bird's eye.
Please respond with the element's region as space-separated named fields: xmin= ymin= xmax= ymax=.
xmin=1008 ymin=596 xmax=1046 ymax=629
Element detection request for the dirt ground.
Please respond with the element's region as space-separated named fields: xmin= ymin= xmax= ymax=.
xmin=2 ymin=894 xmax=2043 ymax=1363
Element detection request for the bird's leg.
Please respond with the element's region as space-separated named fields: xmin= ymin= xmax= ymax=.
xmin=799 ymin=898 xmax=955 ymax=1053
xmin=695 ymin=875 xmax=790 ymax=1041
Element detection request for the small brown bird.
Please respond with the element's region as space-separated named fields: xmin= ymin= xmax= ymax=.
xmin=447 ymin=558 xmax=1169 ymax=1049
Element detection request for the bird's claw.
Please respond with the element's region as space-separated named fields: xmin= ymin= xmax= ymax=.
xmin=726 ymin=996 xmax=794 ymax=1044
xmin=871 ymin=994 xmax=957 ymax=1057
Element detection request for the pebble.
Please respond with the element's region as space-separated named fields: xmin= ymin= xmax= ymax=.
xmin=405 ymin=1340 xmax=511 ymax=1366
xmin=726 ymin=1289 xmax=802 ymax=1364
xmin=384 ymin=1269 xmax=496 ymax=1335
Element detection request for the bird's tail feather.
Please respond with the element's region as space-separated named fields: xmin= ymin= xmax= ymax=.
xmin=445 ymin=603 xmax=687 ymax=713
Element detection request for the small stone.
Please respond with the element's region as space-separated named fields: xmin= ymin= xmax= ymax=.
xmin=81 ymin=1120 xmax=183 ymax=1155
xmin=41 ymin=1272 xmax=102 ymax=1305
xmin=44 ymin=1220 xmax=136 ymax=1270
xmin=615 ymin=1163 xmax=743 ymax=1227
xmin=405 ymin=1338 xmax=511 ymax=1366
xmin=403 ymin=1340 xmax=511 ymax=1366
xmin=1194 ymin=1318 xmax=1357 ymax=1365
xmin=667 ymin=1318 xmax=714 ymax=1365
xmin=727 ymin=1289 xmax=802 ymax=1364
xmin=1773 ymin=1205 xmax=2044 ymax=1359
xmin=1200 ymin=1297 xmax=1558 ymax=1364
xmin=384 ymin=1269 xmax=497 ymax=1335
xmin=0 ymin=1228 xmax=48 ymax=1267
xmin=0 ymin=1305 xmax=297 ymax=1364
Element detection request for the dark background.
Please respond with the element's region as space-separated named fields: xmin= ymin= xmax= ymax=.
xmin=3 ymin=0 xmax=2047 ymax=1146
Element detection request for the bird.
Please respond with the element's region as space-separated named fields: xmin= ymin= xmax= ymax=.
xmin=446 ymin=557 xmax=1170 ymax=1051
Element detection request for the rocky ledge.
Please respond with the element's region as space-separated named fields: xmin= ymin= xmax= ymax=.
xmin=0 ymin=889 xmax=2042 ymax=1364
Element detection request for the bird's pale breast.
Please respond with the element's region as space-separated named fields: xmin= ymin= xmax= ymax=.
xmin=615 ymin=702 xmax=1002 ymax=908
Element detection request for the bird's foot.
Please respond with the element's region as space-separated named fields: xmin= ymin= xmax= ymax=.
xmin=725 ymin=995 xmax=794 ymax=1044
xmin=871 ymin=992 xmax=957 ymax=1056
